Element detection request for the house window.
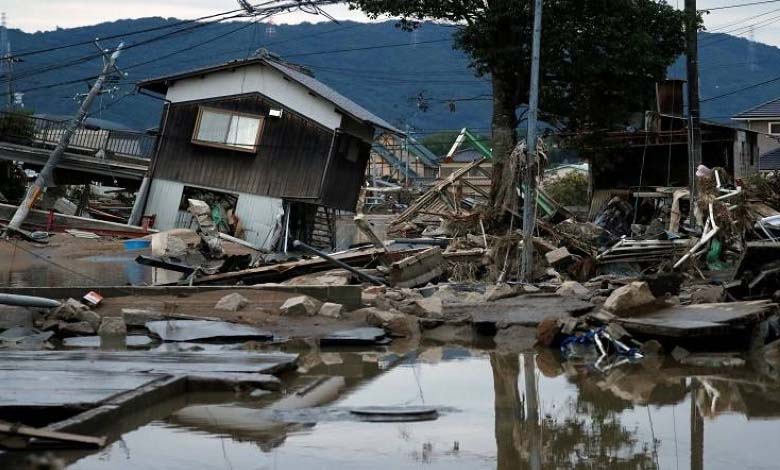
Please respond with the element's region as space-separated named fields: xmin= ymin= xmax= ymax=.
xmin=769 ymin=122 xmax=780 ymax=135
xmin=192 ymin=107 xmax=263 ymax=152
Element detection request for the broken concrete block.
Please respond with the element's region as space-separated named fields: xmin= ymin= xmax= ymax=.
xmin=78 ymin=310 xmax=102 ymax=331
xmin=280 ymin=295 xmax=322 ymax=316
xmin=51 ymin=298 xmax=90 ymax=320
xmin=412 ymin=297 xmax=443 ymax=318
xmin=483 ymin=283 xmax=517 ymax=302
xmin=384 ymin=290 xmax=408 ymax=302
xmin=98 ymin=317 xmax=127 ymax=337
xmin=122 ymin=308 xmax=165 ymax=327
xmin=362 ymin=307 xmax=419 ymax=337
xmin=545 ymin=247 xmax=573 ymax=268
xmin=319 ymin=302 xmax=344 ymax=319
xmin=215 ymin=292 xmax=250 ymax=312
xmin=556 ymin=281 xmax=590 ymax=297
xmin=603 ymin=281 xmax=655 ymax=316
xmin=60 ymin=321 xmax=96 ymax=336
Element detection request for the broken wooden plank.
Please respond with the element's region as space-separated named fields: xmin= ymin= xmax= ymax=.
xmin=382 ymin=247 xmax=445 ymax=288
xmin=188 ymin=247 xmax=421 ymax=286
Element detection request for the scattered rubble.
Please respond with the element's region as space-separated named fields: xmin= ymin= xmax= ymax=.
xmin=603 ymin=281 xmax=656 ymax=315
xmin=280 ymin=296 xmax=323 ymax=316
xmin=214 ymin=293 xmax=250 ymax=312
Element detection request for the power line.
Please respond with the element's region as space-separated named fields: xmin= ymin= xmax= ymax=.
xmin=285 ymin=38 xmax=452 ymax=58
xmin=5 ymin=36 xmax=459 ymax=96
xmin=701 ymin=74 xmax=780 ymax=102
xmin=8 ymin=9 xmax=248 ymax=60
xmin=705 ymin=5 xmax=780 ymax=32
xmin=703 ymin=0 xmax=780 ymax=11
xmin=0 ymin=13 xmax=248 ymax=85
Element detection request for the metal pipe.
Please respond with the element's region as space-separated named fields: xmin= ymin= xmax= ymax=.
xmin=0 ymin=293 xmax=60 ymax=308
xmin=292 ymin=240 xmax=386 ymax=285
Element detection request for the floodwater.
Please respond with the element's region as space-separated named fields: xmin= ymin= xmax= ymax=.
xmin=0 ymin=247 xmax=160 ymax=287
xmin=61 ymin=348 xmax=780 ymax=470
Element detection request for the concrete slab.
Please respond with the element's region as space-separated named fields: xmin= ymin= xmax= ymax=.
xmin=0 ymin=370 xmax=163 ymax=408
xmin=145 ymin=320 xmax=273 ymax=342
xmin=446 ymin=294 xmax=594 ymax=328
xmin=0 ymin=350 xmax=298 ymax=375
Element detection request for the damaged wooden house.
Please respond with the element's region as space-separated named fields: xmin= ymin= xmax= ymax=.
xmin=582 ymin=80 xmax=760 ymax=219
xmin=134 ymin=51 xmax=401 ymax=250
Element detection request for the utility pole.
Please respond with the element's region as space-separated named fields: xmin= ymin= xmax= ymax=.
xmin=521 ymin=0 xmax=543 ymax=281
xmin=685 ymin=0 xmax=701 ymax=227
xmin=5 ymin=42 xmax=124 ymax=235
xmin=1 ymin=13 xmax=13 ymax=110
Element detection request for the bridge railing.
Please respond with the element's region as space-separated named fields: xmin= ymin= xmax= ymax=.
xmin=0 ymin=111 xmax=157 ymax=161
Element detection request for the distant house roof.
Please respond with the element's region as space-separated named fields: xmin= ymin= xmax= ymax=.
xmin=732 ymin=97 xmax=780 ymax=120
xmin=446 ymin=148 xmax=484 ymax=163
xmin=137 ymin=55 xmax=402 ymax=135
xmin=760 ymin=148 xmax=780 ymax=171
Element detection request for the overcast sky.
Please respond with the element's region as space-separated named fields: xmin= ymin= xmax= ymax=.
xmin=5 ymin=1 xmax=780 ymax=46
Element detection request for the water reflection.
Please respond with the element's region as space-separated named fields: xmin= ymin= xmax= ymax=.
xmin=52 ymin=347 xmax=780 ymax=469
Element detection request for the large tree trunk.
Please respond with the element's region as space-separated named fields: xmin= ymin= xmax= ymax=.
xmin=490 ymin=74 xmax=519 ymax=214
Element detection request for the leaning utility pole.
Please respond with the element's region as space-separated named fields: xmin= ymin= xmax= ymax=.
xmin=685 ymin=0 xmax=701 ymax=227
xmin=521 ymin=0 xmax=543 ymax=281
xmin=5 ymin=42 xmax=124 ymax=234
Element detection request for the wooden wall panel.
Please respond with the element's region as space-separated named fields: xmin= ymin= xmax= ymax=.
xmin=152 ymin=93 xmax=352 ymax=206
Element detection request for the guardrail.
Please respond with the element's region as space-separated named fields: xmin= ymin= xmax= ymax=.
xmin=0 ymin=111 xmax=156 ymax=161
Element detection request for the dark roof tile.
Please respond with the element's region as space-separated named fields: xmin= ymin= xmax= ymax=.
xmin=733 ymin=97 xmax=780 ymax=119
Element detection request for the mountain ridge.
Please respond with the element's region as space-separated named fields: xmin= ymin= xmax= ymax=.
xmin=4 ymin=18 xmax=780 ymax=134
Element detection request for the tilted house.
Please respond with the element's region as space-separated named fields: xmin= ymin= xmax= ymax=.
xmin=136 ymin=53 xmax=401 ymax=250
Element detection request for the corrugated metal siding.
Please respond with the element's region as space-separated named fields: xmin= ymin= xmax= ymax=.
xmin=234 ymin=193 xmax=285 ymax=250
xmin=143 ymin=179 xmax=184 ymax=230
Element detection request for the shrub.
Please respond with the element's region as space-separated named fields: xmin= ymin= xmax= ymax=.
xmin=543 ymin=171 xmax=589 ymax=207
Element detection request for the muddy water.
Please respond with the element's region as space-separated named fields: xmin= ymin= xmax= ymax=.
xmin=65 ymin=349 xmax=780 ymax=470
xmin=0 ymin=249 xmax=159 ymax=287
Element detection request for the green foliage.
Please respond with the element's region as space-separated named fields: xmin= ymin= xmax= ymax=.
xmin=351 ymin=1 xmax=688 ymax=131
xmin=543 ymin=171 xmax=589 ymax=207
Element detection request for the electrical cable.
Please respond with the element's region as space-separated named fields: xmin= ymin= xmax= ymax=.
xmin=8 ymin=8 xmax=247 ymax=59
xmin=703 ymin=0 xmax=780 ymax=11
